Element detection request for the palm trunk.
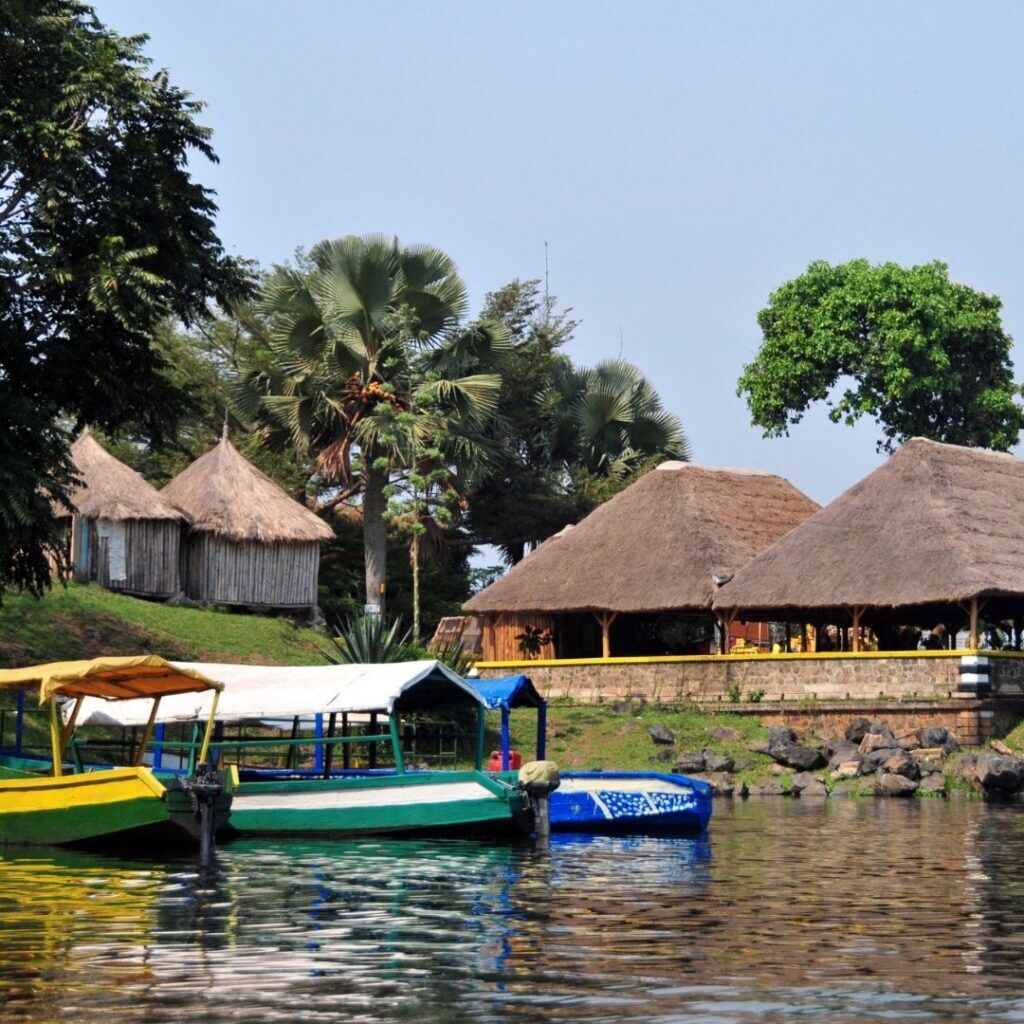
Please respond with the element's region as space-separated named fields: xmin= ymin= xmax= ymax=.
xmin=411 ymin=529 xmax=421 ymax=645
xmin=362 ymin=464 xmax=388 ymax=614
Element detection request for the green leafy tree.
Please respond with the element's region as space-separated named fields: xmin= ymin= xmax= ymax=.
xmin=231 ymin=234 xmax=508 ymax=613
xmin=0 ymin=0 xmax=251 ymax=596
xmin=739 ymin=259 xmax=1024 ymax=452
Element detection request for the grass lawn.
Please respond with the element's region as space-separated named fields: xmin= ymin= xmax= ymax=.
xmin=0 ymin=583 xmax=327 ymax=669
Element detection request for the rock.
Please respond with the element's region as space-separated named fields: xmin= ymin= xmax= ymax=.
xmin=868 ymin=721 xmax=897 ymax=746
xmin=943 ymin=736 xmax=960 ymax=756
xmin=769 ymin=741 xmax=827 ymax=771
xmin=612 ymin=702 xmax=632 ymax=714
xmin=918 ymin=773 xmax=947 ymax=794
xmin=917 ymin=759 xmax=943 ymax=777
xmin=732 ymin=758 xmax=756 ymax=772
xmin=703 ymin=750 xmax=735 ymax=773
xmin=831 ymin=761 xmax=861 ymax=780
xmin=693 ymin=772 xmax=734 ymax=797
xmin=768 ymin=725 xmax=798 ymax=748
xmin=791 ymin=772 xmax=828 ymax=797
xmin=844 ymin=717 xmax=871 ymax=743
xmin=911 ymin=747 xmax=944 ymax=762
xmin=655 ymin=748 xmax=675 ymax=762
xmin=737 ymin=780 xmax=749 ymax=798
xmin=918 ymin=725 xmax=950 ymax=748
xmin=648 ymin=725 xmax=676 ymax=745
xmin=830 ymin=780 xmax=866 ymax=798
xmin=876 ymin=773 xmax=919 ymax=797
xmin=828 ymin=742 xmax=862 ymax=769
xmin=990 ymin=738 xmax=1015 ymax=756
xmin=769 ymin=763 xmax=789 ymax=775
xmin=707 ymin=726 xmax=739 ymax=741
xmin=859 ymin=732 xmax=890 ymax=754
xmin=950 ymin=755 xmax=979 ymax=788
xmin=881 ymin=752 xmax=919 ymax=780
xmin=859 ymin=747 xmax=902 ymax=774
xmin=749 ymin=780 xmax=786 ymax=796
xmin=674 ymin=752 xmax=706 ymax=774
xmin=896 ymin=731 xmax=922 ymax=750
xmin=976 ymin=752 xmax=1024 ymax=793
xmin=747 ymin=741 xmax=772 ymax=755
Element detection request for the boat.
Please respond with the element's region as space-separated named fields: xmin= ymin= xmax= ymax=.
xmin=71 ymin=661 xmax=536 ymax=840
xmin=469 ymin=674 xmax=713 ymax=834
xmin=0 ymin=656 xmax=234 ymax=849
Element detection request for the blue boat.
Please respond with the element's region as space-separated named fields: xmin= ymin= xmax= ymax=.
xmin=470 ymin=675 xmax=713 ymax=834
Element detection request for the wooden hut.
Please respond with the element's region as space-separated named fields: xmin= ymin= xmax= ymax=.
xmin=64 ymin=430 xmax=189 ymax=598
xmin=714 ymin=437 xmax=1024 ymax=648
xmin=464 ymin=461 xmax=819 ymax=660
xmin=162 ymin=433 xmax=333 ymax=610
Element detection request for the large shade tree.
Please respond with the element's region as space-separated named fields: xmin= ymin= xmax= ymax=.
xmin=0 ymin=0 xmax=250 ymax=597
xmin=231 ymin=234 xmax=508 ymax=615
xmin=739 ymin=259 xmax=1024 ymax=452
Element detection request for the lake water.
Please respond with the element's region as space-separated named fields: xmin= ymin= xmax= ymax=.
xmin=4 ymin=799 xmax=1024 ymax=1023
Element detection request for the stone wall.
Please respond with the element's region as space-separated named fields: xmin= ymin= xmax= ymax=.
xmin=479 ymin=653 xmax=966 ymax=704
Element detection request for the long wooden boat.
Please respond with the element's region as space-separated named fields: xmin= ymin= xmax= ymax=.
xmin=70 ymin=661 xmax=535 ymax=840
xmin=0 ymin=657 xmax=234 ymax=849
xmin=470 ymin=675 xmax=713 ymax=834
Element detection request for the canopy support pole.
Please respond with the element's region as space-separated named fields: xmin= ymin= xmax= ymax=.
xmin=388 ymin=715 xmax=405 ymax=774
xmin=314 ymin=713 xmax=324 ymax=773
xmin=132 ymin=697 xmax=160 ymax=767
xmin=198 ymin=691 xmax=220 ymax=765
xmin=970 ymin=598 xmax=979 ymax=649
xmin=14 ymin=690 xmax=24 ymax=756
xmin=596 ymin=611 xmax=618 ymax=659
xmin=58 ymin=696 xmax=83 ymax=761
xmin=153 ymin=724 xmax=165 ymax=772
xmin=851 ymin=607 xmax=865 ymax=653
xmin=501 ymin=706 xmax=511 ymax=771
xmin=475 ymin=704 xmax=486 ymax=770
xmin=323 ymin=712 xmax=337 ymax=778
xmin=536 ymin=701 xmax=547 ymax=761
xmin=342 ymin=713 xmax=350 ymax=770
xmin=48 ymin=698 xmax=62 ymax=778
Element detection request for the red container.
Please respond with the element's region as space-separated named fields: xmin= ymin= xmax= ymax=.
xmin=486 ymin=750 xmax=523 ymax=771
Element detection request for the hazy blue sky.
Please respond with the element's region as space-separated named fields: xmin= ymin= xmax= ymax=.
xmin=97 ymin=1 xmax=1024 ymax=505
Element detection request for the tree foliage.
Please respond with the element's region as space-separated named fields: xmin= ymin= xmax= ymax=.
xmin=739 ymin=259 xmax=1024 ymax=452
xmin=0 ymin=0 xmax=250 ymax=596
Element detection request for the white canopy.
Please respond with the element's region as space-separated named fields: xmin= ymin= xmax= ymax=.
xmin=75 ymin=660 xmax=479 ymax=728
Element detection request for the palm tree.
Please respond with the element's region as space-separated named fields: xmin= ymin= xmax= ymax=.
xmin=231 ymin=234 xmax=508 ymax=617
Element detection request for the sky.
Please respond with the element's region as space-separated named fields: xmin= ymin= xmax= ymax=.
xmin=96 ymin=0 xmax=1024 ymax=506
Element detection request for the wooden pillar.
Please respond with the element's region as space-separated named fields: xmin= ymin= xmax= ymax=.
xmin=595 ymin=611 xmax=618 ymax=659
xmin=851 ymin=608 xmax=863 ymax=653
xmin=800 ymin=622 xmax=808 ymax=653
xmin=969 ymin=598 xmax=979 ymax=650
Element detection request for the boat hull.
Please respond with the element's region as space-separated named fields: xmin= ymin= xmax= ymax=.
xmin=0 ymin=765 xmax=234 ymax=849
xmin=224 ymin=770 xmax=532 ymax=839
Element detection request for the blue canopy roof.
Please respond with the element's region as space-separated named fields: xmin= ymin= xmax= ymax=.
xmin=468 ymin=675 xmax=545 ymax=710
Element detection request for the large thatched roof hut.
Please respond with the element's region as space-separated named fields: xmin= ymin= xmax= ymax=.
xmin=65 ymin=430 xmax=189 ymax=598
xmin=715 ymin=437 xmax=1024 ymax=644
xmin=162 ymin=433 xmax=333 ymax=610
xmin=465 ymin=460 xmax=819 ymax=659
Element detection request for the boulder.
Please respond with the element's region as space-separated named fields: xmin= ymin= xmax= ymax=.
xmin=732 ymin=758 xmax=756 ymax=772
xmin=896 ymin=731 xmax=922 ymax=751
xmin=769 ymin=763 xmax=789 ymax=776
xmin=674 ymin=752 xmax=706 ymax=774
xmin=911 ymin=747 xmax=944 ymax=762
xmin=918 ymin=725 xmax=950 ymax=748
xmin=655 ymin=748 xmax=675 ymax=762
xmin=769 ymin=741 xmax=827 ymax=771
xmin=703 ymin=751 xmax=735 ymax=773
xmin=859 ymin=732 xmax=890 ymax=754
xmin=844 ymin=717 xmax=871 ymax=744
xmin=859 ymin=747 xmax=902 ymax=775
xmin=828 ymin=742 xmax=862 ymax=769
xmin=612 ymin=702 xmax=633 ymax=714
xmin=791 ymin=772 xmax=828 ymax=797
xmin=881 ymin=752 xmax=919 ymax=780
xmin=868 ymin=721 xmax=897 ymax=746
xmin=749 ymin=780 xmax=786 ymax=796
xmin=748 ymin=741 xmax=772 ymax=755
xmin=831 ymin=761 xmax=861 ymax=781
xmin=976 ymin=752 xmax=1024 ymax=793
xmin=648 ymin=724 xmax=676 ymax=745
xmin=943 ymin=735 xmax=961 ymax=756
xmin=916 ymin=759 xmax=943 ymax=777
xmin=694 ymin=771 xmax=734 ymax=797
xmin=990 ymin=739 xmax=1015 ymax=756
xmin=768 ymin=725 xmax=798 ymax=748
xmin=876 ymin=772 xmax=919 ymax=797
xmin=918 ymin=773 xmax=947 ymax=794
xmin=707 ymin=726 xmax=739 ymax=741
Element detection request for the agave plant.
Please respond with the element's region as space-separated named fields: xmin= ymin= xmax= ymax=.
xmin=322 ymin=613 xmax=420 ymax=664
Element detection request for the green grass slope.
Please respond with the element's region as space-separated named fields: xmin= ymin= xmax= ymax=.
xmin=0 ymin=583 xmax=327 ymax=668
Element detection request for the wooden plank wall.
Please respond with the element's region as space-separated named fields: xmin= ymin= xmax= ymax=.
xmin=481 ymin=612 xmax=556 ymax=661
xmin=184 ymin=535 xmax=320 ymax=608
xmin=87 ymin=518 xmax=182 ymax=597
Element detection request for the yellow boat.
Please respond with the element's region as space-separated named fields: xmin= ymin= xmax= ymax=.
xmin=0 ymin=656 xmax=234 ymax=850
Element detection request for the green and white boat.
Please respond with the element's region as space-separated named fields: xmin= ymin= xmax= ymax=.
xmin=71 ymin=661 xmax=535 ymax=840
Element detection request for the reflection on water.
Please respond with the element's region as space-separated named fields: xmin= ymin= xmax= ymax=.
xmin=5 ymin=801 xmax=1024 ymax=1022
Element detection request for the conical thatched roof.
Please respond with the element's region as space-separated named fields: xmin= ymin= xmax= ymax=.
xmin=162 ymin=434 xmax=333 ymax=544
xmin=67 ymin=430 xmax=188 ymax=522
xmin=715 ymin=437 xmax=1024 ymax=617
xmin=464 ymin=461 xmax=819 ymax=615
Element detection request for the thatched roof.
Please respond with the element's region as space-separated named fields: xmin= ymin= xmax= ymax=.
xmin=66 ymin=430 xmax=188 ymax=522
xmin=715 ymin=437 xmax=1024 ymax=618
xmin=162 ymin=434 xmax=333 ymax=544
xmin=464 ymin=461 xmax=819 ymax=615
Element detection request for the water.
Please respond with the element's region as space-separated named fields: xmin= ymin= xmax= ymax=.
xmin=4 ymin=800 xmax=1024 ymax=1023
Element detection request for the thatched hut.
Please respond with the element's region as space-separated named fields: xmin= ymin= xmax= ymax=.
xmin=464 ymin=461 xmax=819 ymax=659
xmin=64 ymin=430 xmax=189 ymax=598
xmin=715 ymin=437 xmax=1024 ymax=647
xmin=162 ymin=433 xmax=334 ymax=610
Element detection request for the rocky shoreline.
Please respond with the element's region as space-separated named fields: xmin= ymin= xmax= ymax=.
xmin=649 ymin=717 xmax=1024 ymax=799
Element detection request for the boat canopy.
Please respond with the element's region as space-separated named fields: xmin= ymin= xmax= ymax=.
xmin=0 ymin=656 xmax=222 ymax=703
xmin=74 ymin=660 xmax=482 ymax=727
xmin=469 ymin=675 xmax=545 ymax=710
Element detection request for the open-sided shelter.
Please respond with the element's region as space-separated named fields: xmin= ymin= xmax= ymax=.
xmin=714 ymin=437 xmax=1024 ymax=647
xmin=162 ymin=432 xmax=333 ymax=610
xmin=63 ymin=430 xmax=189 ymax=598
xmin=464 ymin=461 xmax=819 ymax=659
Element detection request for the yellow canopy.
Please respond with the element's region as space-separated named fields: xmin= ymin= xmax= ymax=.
xmin=0 ymin=655 xmax=223 ymax=704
